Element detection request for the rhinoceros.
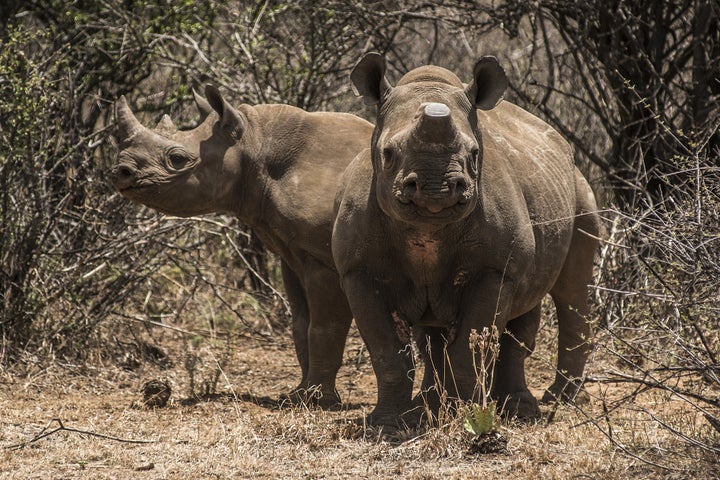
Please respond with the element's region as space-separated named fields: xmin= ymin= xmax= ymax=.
xmin=332 ymin=53 xmax=600 ymax=427
xmin=112 ymin=86 xmax=373 ymax=407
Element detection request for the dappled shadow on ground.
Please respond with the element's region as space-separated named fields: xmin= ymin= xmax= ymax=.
xmin=177 ymin=391 xmax=368 ymax=412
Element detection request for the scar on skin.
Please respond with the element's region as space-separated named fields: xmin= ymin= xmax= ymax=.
xmin=407 ymin=234 xmax=439 ymax=265
xmin=453 ymin=270 xmax=468 ymax=286
xmin=391 ymin=311 xmax=412 ymax=345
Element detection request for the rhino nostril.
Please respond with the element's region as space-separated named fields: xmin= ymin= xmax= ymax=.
xmin=400 ymin=173 xmax=419 ymax=202
xmin=113 ymin=165 xmax=137 ymax=189
xmin=449 ymin=176 xmax=467 ymax=197
xmin=118 ymin=166 xmax=134 ymax=178
xmin=455 ymin=179 xmax=467 ymax=196
xmin=403 ymin=180 xmax=418 ymax=196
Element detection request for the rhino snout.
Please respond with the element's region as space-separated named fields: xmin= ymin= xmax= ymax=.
xmin=112 ymin=164 xmax=138 ymax=190
xmin=397 ymin=173 xmax=468 ymax=212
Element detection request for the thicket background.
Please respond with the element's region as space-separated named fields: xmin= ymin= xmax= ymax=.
xmin=1 ymin=0 xmax=718 ymax=470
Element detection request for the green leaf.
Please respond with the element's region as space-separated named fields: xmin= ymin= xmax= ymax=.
xmin=463 ymin=402 xmax=497 ymax=436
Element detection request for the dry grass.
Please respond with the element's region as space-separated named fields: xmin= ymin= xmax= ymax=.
xmin=2 ymin=321 xmax=718 ymax=480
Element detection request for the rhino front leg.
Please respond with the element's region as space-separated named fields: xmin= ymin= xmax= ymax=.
xmin=342 ymin=271 xmax=415 ymax=428
xmin=435 ymin=273 xmax=516 ymax=414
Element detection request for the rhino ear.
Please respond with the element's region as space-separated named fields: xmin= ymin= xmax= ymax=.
xmin=350 ymin=52 xmax=392 ymax=106
xmin=192 ymin=87 xmax=213 ymax=121
xmin=465 ymin=56 xmax=508 ymax=110
xmin=205 ymin=84 xmax=245 ymax=141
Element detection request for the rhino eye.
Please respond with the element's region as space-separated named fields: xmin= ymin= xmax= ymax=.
xmin=469 ymin=148 xmax=479 ymax=174
xmin=382 ymin=147 xmax=396 ymax=169
xmin=166 ymin=148 xmax=193 ymax=170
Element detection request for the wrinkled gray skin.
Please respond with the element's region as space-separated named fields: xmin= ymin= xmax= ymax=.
xmin=332 ymin=53 xmax=600 ymax=427
xmin=112 ymin=85 xmax=373 ymax=407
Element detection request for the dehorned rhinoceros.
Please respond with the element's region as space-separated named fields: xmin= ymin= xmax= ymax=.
xmin=112 ymin=86 xmax=373 ymax=407
xmin=332 ymin=53 xmax=601 ymax=427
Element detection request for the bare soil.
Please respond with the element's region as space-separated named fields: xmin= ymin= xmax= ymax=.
xmin=1 ymin=322 xmax=717 ymax=479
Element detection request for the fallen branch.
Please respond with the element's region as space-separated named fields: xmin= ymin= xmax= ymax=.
xmin=5 ymin=418 xmax=155 ymax=450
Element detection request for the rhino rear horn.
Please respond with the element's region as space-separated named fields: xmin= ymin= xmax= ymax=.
xmin=465 ymin=56 xmax=508 ymax=110
xmin=154 ymin=114 xmax=176 ymax=135
xmin=115 ymin=95 xmax=145 ymax=141
xmin=350 ymin=52 xmax=392 ymax=106
xmin=205 ymin=84 xmax=245 ymax=141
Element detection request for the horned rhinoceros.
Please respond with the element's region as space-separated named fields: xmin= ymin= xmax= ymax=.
xmin=332 ymin=53 xmax=600 ymax=427
xmin=112 ymin=86 xmax=373 ymax=407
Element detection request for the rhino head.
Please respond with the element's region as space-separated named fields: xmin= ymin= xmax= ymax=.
xmin=112 ymin=86 xmax=252 ymax=217
xmin=350 ymin=53 xmax=507 ymax=226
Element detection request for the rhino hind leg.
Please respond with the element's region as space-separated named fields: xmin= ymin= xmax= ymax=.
xmin=281 ymin=262 xmax=352 ymax=409
xmin=282 ymin=263 xmax=310 ymax=386
xmin=303 ymin=269 xmax=353 ymax=409
xmin=543 ymin=184 xmax=600 ymax=404
xmin=492 ymin=304 xmax=542 ymax=421
xmin=540 ymin=294 xmax=591 ymax=405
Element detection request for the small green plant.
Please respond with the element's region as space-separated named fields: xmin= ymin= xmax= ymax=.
xmin=463 ymin=401 xmax=498 ymax=436
xmin=464 ymin=326 xmax=500 ymax=437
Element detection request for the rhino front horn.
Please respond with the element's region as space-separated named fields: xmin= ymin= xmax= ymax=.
xmin=424 ymin=102 xmax=451 ymax=118
xmin=413 ymin=102 xmax=456 ymax=144
xmin=115 ymin=95 xmax=145 ymax=141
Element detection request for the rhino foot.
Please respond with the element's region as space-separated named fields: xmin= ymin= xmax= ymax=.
xmin=498 ymin=390 xmax=541 ymax=422
xmin=345 ymin=414 xmax=425 ymax=443
xmin=363 ymin=404 xmax=425 ymax=431
xmin=279 ymin=385 xmax=341 ymax=410
xmin=540 ymin=379 xmax=589 ymax=405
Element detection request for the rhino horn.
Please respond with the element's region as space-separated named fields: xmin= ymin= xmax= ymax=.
xmin=412 ymin=102 xmax=456 ymax=144
xmin=115 ymin=95 xmax=145 ymax=141
xmin=154 ymin=114 xmax=176 ymax=135
xmin=192 ymin=88 xmax=213 ymax=120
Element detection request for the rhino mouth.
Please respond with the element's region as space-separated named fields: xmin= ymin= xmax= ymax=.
xmin=115 ymin=182 xmax=158 ymax=196
xmin=398 ymin=201 xmax=471 ymax=223
xmin=414 ymin=205 xmax=460 ymax=218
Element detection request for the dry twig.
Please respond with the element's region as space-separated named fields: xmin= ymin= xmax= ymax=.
xmin=5 ymin=418 xmax=155 ymax=451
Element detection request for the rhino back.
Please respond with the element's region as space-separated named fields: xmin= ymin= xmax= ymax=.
xmin=253 ymin=105 xmax=373 ymax=269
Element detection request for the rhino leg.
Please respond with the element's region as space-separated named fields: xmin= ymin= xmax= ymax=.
xmin=281 ymin=263 xmax=310 ymax=387
xmin=342 ymin=272 xmax=415 ymax=428
xmin=426 ymin=272 xmax=519 ymax=412
xmin=281 ymin=262 xmax=351 ymax=408
xmin=303 ymin=265 xmax=353 ymax=408
xmin=414 ymin=327 xmax=450 ymax=420
xmin=416 ymin=277 xmax=518 ymax=421
xmin=493 ymin=304 xmax=542 ymax=420
xmin=543 ymin=186 xmax=600 ymax=404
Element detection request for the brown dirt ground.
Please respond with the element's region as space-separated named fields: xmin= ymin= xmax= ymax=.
xmin=1 ymin=321 xmax=718 ymax=479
